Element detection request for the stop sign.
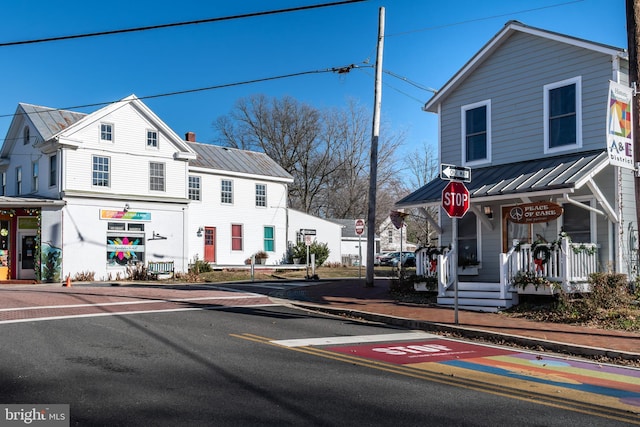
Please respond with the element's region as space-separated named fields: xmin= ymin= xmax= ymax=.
xmin=442 ymin=181 xmax=470 ymax=218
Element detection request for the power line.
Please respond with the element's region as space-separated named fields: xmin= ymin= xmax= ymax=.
xmin=0 ymin=0 xmax=367 ymax=47
xmin=383 ymin=70 xmax=437 ymax=94
xmin=387 ymin=0 xmax=584 ymax=37
xmin=0 ymin=63 xmax=372 ymax=143
xmin=357 ymin=67 xmax=426 ymax=105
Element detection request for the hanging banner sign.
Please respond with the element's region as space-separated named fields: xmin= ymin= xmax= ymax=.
xmin=606 ymin=81 xmax=634 ymax=170
xmin=508 ymin=201 xmax=563 ymax=224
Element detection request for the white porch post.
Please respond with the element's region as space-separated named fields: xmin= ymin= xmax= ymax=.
xmin=499 ymin=253 xmax=508 ymax=299
xmin=561 ymin=237 xmax=571 ymax=288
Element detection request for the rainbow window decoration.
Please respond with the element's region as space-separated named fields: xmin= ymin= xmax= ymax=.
xmin=107 ymin=236 xmax=145 ymax=266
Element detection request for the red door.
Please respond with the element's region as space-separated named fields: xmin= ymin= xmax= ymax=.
xmin=204 ymin=227 xmax=216 ymax=263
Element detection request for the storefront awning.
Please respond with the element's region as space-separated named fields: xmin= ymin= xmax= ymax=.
xmin=396 ymin=150 xmax=610 ymax=208
xmin=0 ymin=197 xmax=65 ymax=208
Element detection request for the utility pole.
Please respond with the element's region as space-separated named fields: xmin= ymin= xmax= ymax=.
xmin=365 ymin=7 xmax=385 ymax=287
xmin=627 ymin=0 xmax=640 ymax=243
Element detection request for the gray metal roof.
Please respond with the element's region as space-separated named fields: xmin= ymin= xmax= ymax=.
xmin=396 ymin=150 xmax=609 ymax=207
xmin=188 ymin=142 xmax=293 ymax=180
xmin=20 ymin=103 xmax=86 ymax=141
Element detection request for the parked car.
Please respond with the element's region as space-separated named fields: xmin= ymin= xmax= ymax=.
xmin=374 ymin=252 xmax=392 ymax=266
xmin=379 ymin=251 xmax=414 ymax=266
xmin=388 ymin=252 xmax=416 ymax=267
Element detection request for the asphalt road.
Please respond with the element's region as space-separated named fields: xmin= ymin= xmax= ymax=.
xmin=0 ymin=286 xmax=638 ymax=426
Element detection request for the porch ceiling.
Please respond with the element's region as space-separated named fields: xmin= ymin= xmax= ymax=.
xmin=396 ymin=149 xmax=609 ymax=208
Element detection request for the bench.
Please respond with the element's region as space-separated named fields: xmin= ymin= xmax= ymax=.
xmin=147 ymin=261 xmax=174 ymax=279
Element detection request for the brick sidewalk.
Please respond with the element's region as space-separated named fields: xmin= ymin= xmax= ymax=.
xmin=287 ymin=278 xmax=640 ymax=359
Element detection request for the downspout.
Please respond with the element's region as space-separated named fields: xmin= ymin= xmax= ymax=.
xmin=58 ymin=145 xmax=65 ymax=281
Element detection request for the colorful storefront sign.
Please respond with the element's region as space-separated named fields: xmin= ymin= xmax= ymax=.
xmin=100 ymin=210 xmax=151 ymax=221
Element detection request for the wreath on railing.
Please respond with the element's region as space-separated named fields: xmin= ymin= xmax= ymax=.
xmin=528 ymin=234 xmax=561 ymax=272
xmin=418 ymin=246 xmax=448 ymax=273
xmin=531 ymin=241 xmax=550 ymax=272
xmin=425 ymin=246 xmax=442 ymax=260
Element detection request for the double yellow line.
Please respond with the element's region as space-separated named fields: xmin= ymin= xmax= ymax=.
xmin=232 ymin=333 xmax=640 ymax=425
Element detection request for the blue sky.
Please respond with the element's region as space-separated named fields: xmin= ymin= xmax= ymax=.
xmin=0 ymin=0 xmax=628 ymax=156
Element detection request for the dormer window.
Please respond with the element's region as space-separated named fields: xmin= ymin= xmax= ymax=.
xmin=23 ymin=126 xmax=29 ymax=145
xmin=461 ymin=100 xmax=491 ymax=165
xmin=544 ymin=76 xmax=582 ymax=153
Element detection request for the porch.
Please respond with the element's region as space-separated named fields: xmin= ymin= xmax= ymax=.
xmin=415 ymin=238 xmax=599 ymax=312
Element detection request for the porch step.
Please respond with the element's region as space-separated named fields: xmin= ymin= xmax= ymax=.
xmin=437 ymin=282 xmax=517 ymax=313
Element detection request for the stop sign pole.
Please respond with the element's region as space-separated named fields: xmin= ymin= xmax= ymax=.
xmin=441 ymin=172 xmax=471 ymax=325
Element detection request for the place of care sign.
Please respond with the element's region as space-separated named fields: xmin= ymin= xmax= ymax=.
xmin=508 ymin=201 xmax=563 ymax=224
xmin=327 ymin=340 xmax=514 ymax=364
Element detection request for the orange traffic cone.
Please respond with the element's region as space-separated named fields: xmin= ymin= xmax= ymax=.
xmin=64 ymin=276 xmax=71 ymax=287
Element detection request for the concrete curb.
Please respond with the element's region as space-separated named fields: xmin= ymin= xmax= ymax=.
xmin=287 ymin=301 xmax=640 ymax=363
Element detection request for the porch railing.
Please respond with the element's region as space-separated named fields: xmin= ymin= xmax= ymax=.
xmin=501 ymin=238 xmax=599 ymax=292
xmin=414 ymin=246 xmax=453 ymax=296
xmin=417 ymin=237 xmax=598 ymax=297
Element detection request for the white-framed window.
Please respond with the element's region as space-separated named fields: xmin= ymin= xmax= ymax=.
xmin=461 ymin=100 xmax=491 ymax=165
xmin=188 ymin=175 xmax=201 ymax=201
xmin=149 ymin=162 xmax=165 ymax=192
xmin=49 ymin=154 xmax=57 ymax=187
xmin=15 ymin=166 xmax=22 ymax=195
xmin=221 ymin=179 xmax=233 ymax=204
xmin=100 ymin=123 xmax=113 ymax=142
xmin=23 ymin=126 xmax=30 ymax=145
xmin=387 ymin=230 xmax=393 ymax=244
xmin=146 ymin=129 xmax=158 ymax=148
xmin=544 ymin=76 xmax=582 ymax=153
xmin=255 ymin=184 xmax=266 ymax=207
xmin=31 ymin=161 xmax=38 ymax=193
xmin=92 ymin=155 xmax=110 ymax=187
xmin=0 ymin=172 xmax=6 ymax=196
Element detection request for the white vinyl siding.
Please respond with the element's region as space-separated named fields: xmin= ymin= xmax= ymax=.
xmin=60 ymin=103 xmax=190 ymax=198
xmin=438 ymin=32 xmax=606 ymax=166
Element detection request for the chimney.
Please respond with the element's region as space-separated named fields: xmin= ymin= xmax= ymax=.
xmin=185 ymin=132 xmax=196 ymax=142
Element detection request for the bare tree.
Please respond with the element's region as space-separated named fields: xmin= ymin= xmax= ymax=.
xmin=214 ymin=95 xmax=406 ymax=223
xmin=403 ymin=141 xmax=440 ymax=247
xmin=214 ymin=95 xmax=335 ymax=212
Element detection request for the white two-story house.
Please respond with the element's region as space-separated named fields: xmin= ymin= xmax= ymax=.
xmin=396 ymin=21 xmax=635 ymax=311
xmin=0 ymin=94 xmax=341 ymax=282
